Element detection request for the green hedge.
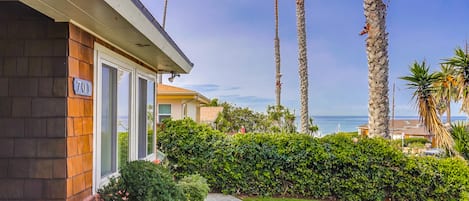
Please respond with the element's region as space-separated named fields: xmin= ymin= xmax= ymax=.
xmin=157 ymin=118 xmax=228 ymax=184
xmin=158 ymin=119 xmax=469 ymax=200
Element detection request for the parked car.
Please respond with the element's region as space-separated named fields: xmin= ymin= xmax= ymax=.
xmin=423 ymin=148 xmax=445 ymax=157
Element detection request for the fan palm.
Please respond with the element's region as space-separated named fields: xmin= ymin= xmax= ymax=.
xmin=443 ymin=47 xmax=469 ymax=114
xmin=364 ymin=0 xmax=390 ymax=138
xmin=295 ymin=0 xmax=309 ymax=133
xmin=433 ymin=64 xmax=457 ymax=124
xmin=400 ymin=61 xmax=455 ymax=153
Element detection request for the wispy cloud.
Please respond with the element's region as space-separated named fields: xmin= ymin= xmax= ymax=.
xmin=218 ymin=95 xmax=274 ymax=111
xmin=143 ymin=0 xmax=469 ymax=116
xmin=183 ymin=84 xmax=241 ymax=93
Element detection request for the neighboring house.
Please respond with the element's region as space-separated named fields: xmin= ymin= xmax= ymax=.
xmin=157 ymin=84 xmax=210 ymax=123
xmin=0 ymin=1 xmax=192 ymax=200
xmin=199 ymin=106 xmax=224 ymax=125
xmin=358 ymin=120 xmax=435 ymax=145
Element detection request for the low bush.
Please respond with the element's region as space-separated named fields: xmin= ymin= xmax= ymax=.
xmin=97 ymin=160 xmax=185 ymax=201
xmin=451 ymin=122 xmax=469 ymax=160
xmin=404 ymin=137 xmax=430 ymax=147
xmin=177 ymin=174 xmax=210 ymax=201
xmin=158 ymin=119 xmax=469 ymax=201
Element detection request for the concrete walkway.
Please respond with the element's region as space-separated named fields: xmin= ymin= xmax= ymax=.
xmin=205 ymin=193 xmax=242 ymax=201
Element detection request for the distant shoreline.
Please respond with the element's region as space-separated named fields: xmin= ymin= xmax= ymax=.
xmin=309 ymin=116 xmax=468 ymax=136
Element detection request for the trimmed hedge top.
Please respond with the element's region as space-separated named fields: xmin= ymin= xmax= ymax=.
xmin=158 ymin=119 xmax=469 ymax=201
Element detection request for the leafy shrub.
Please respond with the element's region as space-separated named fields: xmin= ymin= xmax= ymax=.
xmin=177 ymin=174 xmax=210 ymax=201
xmin=404 ymin=137 xmax=430 ymax=147
xmin=158 ymin=119 xmax=469 ymax=201
xmin=208 ymin=100 xmax=303 ymax=134
xmin=320 ymin=133 xmax=407 ymax=200
xmin=391 ymin=156 xmax=469 ymax=200
xmin=96 ymin=177 xmax=126 ymax=201
xmin=98 ymin=160 xmax=184 ymax=201
xmin=226 ymin=133 xmax=330 ymax=197
xmin=451 ymin=122 xmax=469 ymax=160
xmin=157 ymin=118 xmax=228 ymax=183
xmin=118 ymin=132 xmax=129 ymax=168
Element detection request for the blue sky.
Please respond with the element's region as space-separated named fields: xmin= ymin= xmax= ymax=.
xmin=142 ymin=0 xmax=469 ymax=116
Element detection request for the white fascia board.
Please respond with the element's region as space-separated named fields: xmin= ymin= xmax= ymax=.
xmin=19 ymin=0 xmax=69 ymax=21
xmin=20 ymin=0 xmax=193 ymax=74
xmin=103 ymin=0 xmax=193 ymax=74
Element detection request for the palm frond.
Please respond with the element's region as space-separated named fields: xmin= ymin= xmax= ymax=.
xmin=443 ymin=47 xmax=469 ymax=113
xmin=400 ymin=61 xmax=456 ymax=153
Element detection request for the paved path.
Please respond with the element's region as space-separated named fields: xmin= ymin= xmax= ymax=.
xmin=205 ymin=193 xmax=242 ymax=201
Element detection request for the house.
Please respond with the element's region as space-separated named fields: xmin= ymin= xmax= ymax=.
xmin=157 ymin=84 xmax=210 ymax=123
xmin=0 ymin=1 xmax=193 ymax=200
xmin=199 ymin=106 xmax=224 ymax=125
xmin=358 ymin=120 xmax=435 ymax=145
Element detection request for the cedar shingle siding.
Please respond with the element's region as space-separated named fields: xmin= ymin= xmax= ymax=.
xmin=0 ymin=2 xmax=68 ymax=200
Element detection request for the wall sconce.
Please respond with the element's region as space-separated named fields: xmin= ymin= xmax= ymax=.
xmin=168 ymin=72 xmax=180 ymax=83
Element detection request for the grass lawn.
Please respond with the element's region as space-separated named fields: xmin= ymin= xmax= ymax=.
xmin=243 ymin=198 xmax=319 ymax=201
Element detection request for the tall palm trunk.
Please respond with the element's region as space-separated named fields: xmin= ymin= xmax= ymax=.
xmin=364 ymin=0 xmax=390 ymax=138
xmin=157 ymin=0 xmax=169 ymax=84
xmin=296 ymin=0 xmax=309 ymax=133
xmin=274 ymin=0 xmax=282 ymax=107
xmin=434 ymin=64 xmax=457 ymax=124
xmin=446 ymin=99 xmax=451 ymax=124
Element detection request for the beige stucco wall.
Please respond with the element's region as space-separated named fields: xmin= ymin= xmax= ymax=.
xmin=157 ymin=99 xmax=199 ymax=122
xmin=157 ymin=99 xmax=182 ymax=121
xmin=186 ymin=102 xmax=198 ymax=121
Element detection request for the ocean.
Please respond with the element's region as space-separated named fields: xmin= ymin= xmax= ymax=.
xmin=311 ymin=116 xmax=468 ymax=136
xmin=119 ymin=115 xmax=468 ymax=136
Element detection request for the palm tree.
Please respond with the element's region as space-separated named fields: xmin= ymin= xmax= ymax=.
xmin=274 ymin=0 xmax=282 ymax=107
xmin=400 ymin=61 xmax=455 ymax=153
xmin=433 ymin=64 xmax=457 ymax=124
xmin=363 ymin=0 xmax=390 ymax=138
xmin=443 ymin=47 xmax=469 ymax=114
xmin=295 ymin=0 xmax=309 ymax=133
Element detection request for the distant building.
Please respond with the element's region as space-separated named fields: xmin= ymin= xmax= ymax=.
xmin=199 ymin=106 xmax=224 ymax=125
xmin=358 ymin=120 xmax=435 ymax=146
xmin=157 ymin=84 xmax=210 ymax=123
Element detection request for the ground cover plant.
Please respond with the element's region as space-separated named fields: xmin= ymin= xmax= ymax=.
xmin=158 ymin=119 xmax=469 ymax=201
xmin=97 ymin=160 xmax=209 ymax=201
xmin=243 ymin=198 xmax=319 ymax=201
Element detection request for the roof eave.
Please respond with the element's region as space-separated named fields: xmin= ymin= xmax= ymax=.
xmin=20 ymin=0 xmax=193 ymax=74
xmin=158 ymin=93 xmax=210 ymax=104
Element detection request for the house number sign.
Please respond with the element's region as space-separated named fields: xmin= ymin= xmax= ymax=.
xmin=73 ymin=78 xmax=92 ymax=96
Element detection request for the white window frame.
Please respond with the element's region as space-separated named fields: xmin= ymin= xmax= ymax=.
xmin=136 ymin=72 xmax=157 ymax=160
xmin=158 ymin=104 xmax=172 ymax=123
xmin=93 ymin=43 xmax=157 ymax=193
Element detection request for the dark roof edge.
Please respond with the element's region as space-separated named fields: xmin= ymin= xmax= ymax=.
xmin=131 ymin=0 xmax=194 ymax=68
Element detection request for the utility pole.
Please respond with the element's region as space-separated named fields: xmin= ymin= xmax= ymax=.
xmin=392 ymin=82 xmax=395 ymax=134
xmin=157 ymin=0 xmax=169 ymax=84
